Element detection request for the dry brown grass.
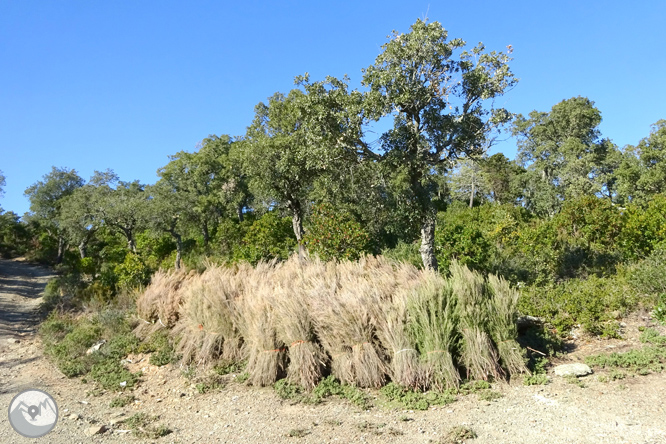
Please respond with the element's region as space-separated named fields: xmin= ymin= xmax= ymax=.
xmin=135 ymin=254 xmax=527 ymax=391
xmin=238 ymin=260 xmax=288 ymax=386
xmin=173 ymin=263 xmax=246 ymax=366
xmin=270 ymin=259 xmax=327 ymax=391
xmin=309 ymin=258 xmax=388 ymax=388
xmin=134 ymin=269 xmax=193 ymax=338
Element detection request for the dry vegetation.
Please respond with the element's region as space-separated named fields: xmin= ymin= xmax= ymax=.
xmin=134 ymin=255 xmax=529 ymax=392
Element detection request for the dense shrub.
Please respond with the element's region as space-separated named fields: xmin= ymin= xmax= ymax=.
xmin=304 ymin=203 xmax=371 ymax=261
xmin=234 ymin=212 xmax=296 ymax=264
xmin=518 ymin=275 xmax=636 ymax=337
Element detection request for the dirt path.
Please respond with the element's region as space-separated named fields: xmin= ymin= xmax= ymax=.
xmin=0 ymin=258 xmax=665 ymax=443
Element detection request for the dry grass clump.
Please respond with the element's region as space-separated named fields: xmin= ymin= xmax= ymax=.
xmin=407 ymin=271 xmax=460 ymax=390
xmin=310 ymin=259 xmax=388 ymax=388
xmin=271 ymin=259 xmax=327 ymax=391
xmin=134 ymin=269 xmax=193 ymax=338
xmin=173 ymin=264 xmax=246 ymax=366
xmin=135 ymin=253 xmax=528 ymax=391
xmin=450 ymin=261 xmax=504 ymax=382
xmin=367 ymin=262 xmax=423 ymax=389
xmin=238 ymin=260 xmax=287 ymax=387
xmin=487 ymin=274 xmax=529 ymax=377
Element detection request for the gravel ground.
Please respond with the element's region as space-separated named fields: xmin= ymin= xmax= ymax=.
xmin=1 ymin=257 xmax=665 ymax=444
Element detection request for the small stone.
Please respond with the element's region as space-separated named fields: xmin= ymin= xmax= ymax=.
xmin=553 ymin=363 xmax=593 ymax=377
xmin=68 ymin=413 xmax=81 ymax=420
xmin=86 ymin=340 xmax=106 ymax=355
xmin=85 ymin=425 xmax=107 ymax=436
xmin=7 ymin=338 xmax=20 ymax=344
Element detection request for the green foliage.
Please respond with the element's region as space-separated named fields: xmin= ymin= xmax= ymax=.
xmin=381 ymin=241 xmax=423 ymax=268
xmin=109 ymin=394 xmax=135 ymax=408
xmin=304 ymin=203 xmax=371 ymax=261
xmin=523 ymin=373 xmax=549 ymax=386
xmin=234 ymin=212 xmax=296 ymax=263
xmin=138 ymin=332 xmax=176 ymax=366
xmin=653 ymin=294 xmax=666 ymax=324
xmin=519 ymin=275 xmax=632 ymax=337
xmin=273 ymin=376 xmax=371 ymax=409
xmin=40 ymin=310 xmax=141 ymax=388
xmin=114 ymin=252 xmax=152 ymax=290
xmin=380 ymin=382 xmax=456 ymax=410
xmin=122 ymin=413 xmax=173 ymax=439
xmin=620 ymin=196 xmax=666 ymax=260
xmin=435 ymin=203 xmax=494 ymax=272
xmin=585 ymin=343 xmax=666 ymax=375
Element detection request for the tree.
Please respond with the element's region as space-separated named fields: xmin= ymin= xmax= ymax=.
xmin=94 ymin=179 xmax=149 ymax=253
xmin=24 ymin=167 xmax=84 ymax=263
xmin=157 ymin=135 xmax=250 ymax=248
xmin=146 ymin=175 xmax=202 ymax=269
xmin=448 ymin=157 xmax=489 ymax=207
xmin=513 ymin=97 xmax=619 ymax=216
xmin=242 ymin=90 xmax=322 ymax=254
xmin=362 ymin=19 xmax=517 ymax=269
xmin=616 ymin=120 xmax=666 ymax=204
xmin=479 ymin=153 xmax=525 ymax=205
xmin=59 ymin=170 xmax=116 ymax=259
xmin=0 ymin=169 xmax=5 ymax=199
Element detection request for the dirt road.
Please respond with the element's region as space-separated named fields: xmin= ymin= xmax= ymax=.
xmin=1 ymin=258 xmax=665 ymax=443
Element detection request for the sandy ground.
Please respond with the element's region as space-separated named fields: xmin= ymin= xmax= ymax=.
xmin=1 ymin=257 xmax=665 ymax=443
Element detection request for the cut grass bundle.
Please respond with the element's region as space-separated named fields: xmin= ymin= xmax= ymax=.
xmin=407 ymin=271 xmax=460 ymax=390
xmin=368 ymin=262 xmax=424 ymax=390
xmin=450 ymin=261 xmax=504 ymax=382
xmin=134 ymin=269 xmax=192 ymax=337
xmin=237 ymin=260 xmax=287 ymax=386
xmin=310 ymin=259 xmax=387 ymax=388
xmin=173 ymin=264 xmax=245 ymax=366
xmin=487 ymin=274 xmax=529 ymax=377
xmin=271 ymin=259 xmax=327 ymax=391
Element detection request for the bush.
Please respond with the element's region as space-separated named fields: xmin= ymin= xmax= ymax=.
xmin=518 ymin=275 xmax=634 ymax=337
xmin=114 ymin=252 xmax=152 ymax=290
xmin=304 ymin=203 xmax=371 ymax=261
xmin=234 ymin=212 xmax=296 ymax=264
xmin=435 ymin=204 xmax=494 ymax=273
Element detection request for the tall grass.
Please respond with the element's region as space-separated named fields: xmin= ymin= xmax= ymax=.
xmin=451 ymin=261 xmax=504 ymax=382
xmin=137 ymin=255 xmax=527 ymax=390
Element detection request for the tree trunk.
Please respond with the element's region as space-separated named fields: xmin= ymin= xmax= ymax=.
xmin=78 ymin=241 xmax=87 ymax=259
xmin=56 ymin=236 xmax=66 ymax=264
xmin=237 ymin=204 xmax=244 ymax=223
xmin=127 ymin=236 xmax=137 ymax=253
xmin=469 ymin=180 xmax=476 ymax=208
xmin=419 ymin=213 xmax=438 ymax=271
xmin=287 ymin=199 xmax=305 ymax=259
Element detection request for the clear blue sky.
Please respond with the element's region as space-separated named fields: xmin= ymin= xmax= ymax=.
xmin=1 ymin=1 xmax=665 ymax=216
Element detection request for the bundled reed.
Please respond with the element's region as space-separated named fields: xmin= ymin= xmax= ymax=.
xmin=367 ymin=261 xmax=424 ymax=389
xmin=271 ymin=258 xmax=327 ymax=391
xmin=310 ymin=259 xmax=387 ymax=388
xmin=450 ymin=261 xmax=504 ymax=381
xmin=134 ymin=269 xmax=192 ymax=338
xmin=173 ymin=264 xmax=245 ymax=365
xmin=407 ymin=271 xmax=460 ymax=390
xmin=237 ymin=260 xmax=287 ymax=386
xmin=487 ymin=274 xmax=529 ymax=377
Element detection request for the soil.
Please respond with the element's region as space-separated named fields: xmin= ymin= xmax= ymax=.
xmin=1 ymin=257 xmax=665 ymax=443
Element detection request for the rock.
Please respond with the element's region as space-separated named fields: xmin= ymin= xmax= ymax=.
xmin=85 ymin=425 xmax=107 ymax=436
xmin=68 ymin=413 xmax=82 ymax=420
xmin=86 ymin=340 xmax=106 ymax=355
xmin=7 ymin=338 xmax=20 ymax=344
xmin=553 ymin=363 xmax=593 ymax=377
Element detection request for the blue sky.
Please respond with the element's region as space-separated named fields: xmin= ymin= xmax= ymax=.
xmin=1 ymin=1 xmax=665 ymax=216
